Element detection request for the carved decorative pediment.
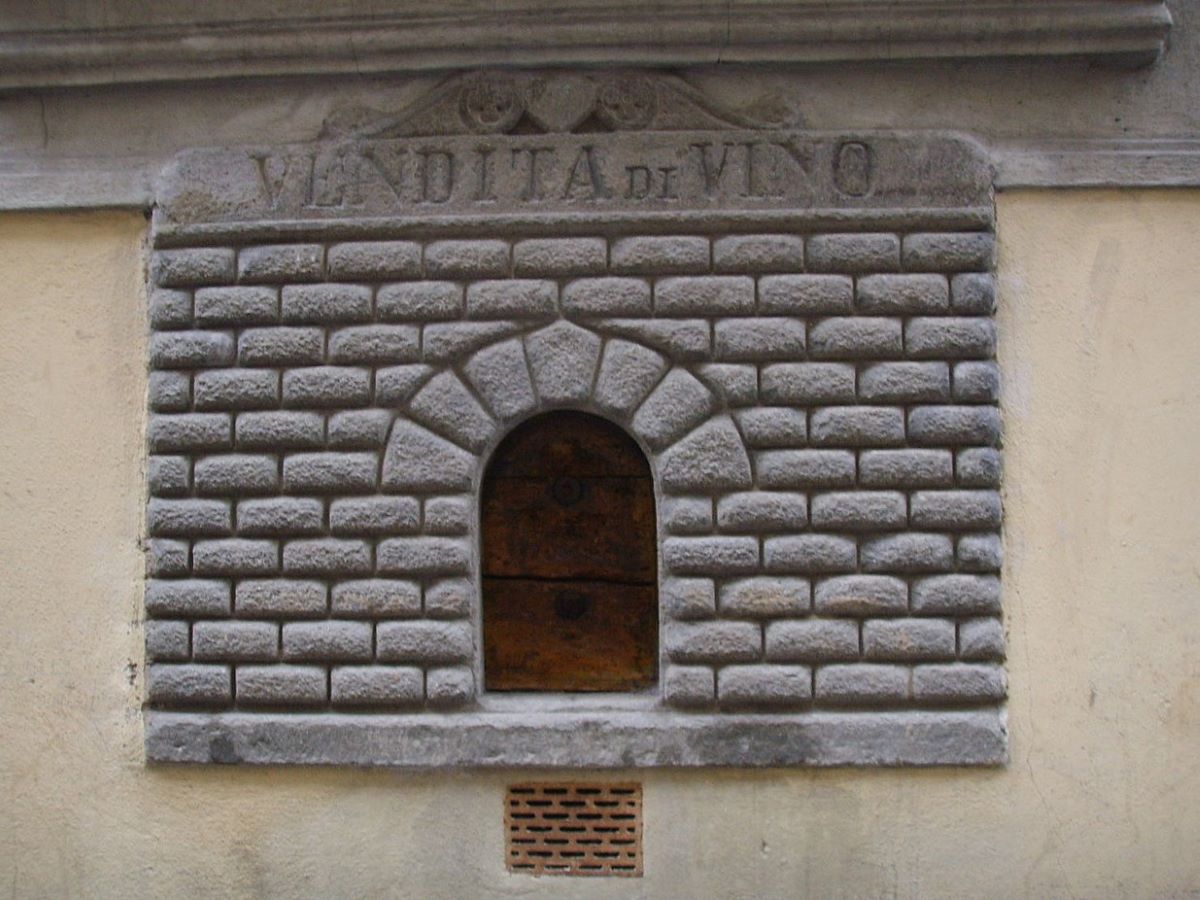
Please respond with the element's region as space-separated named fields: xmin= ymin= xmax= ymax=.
xmin=327 ymin=70 xmax=789 ymax=139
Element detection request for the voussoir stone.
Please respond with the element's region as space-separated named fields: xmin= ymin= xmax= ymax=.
xmin=381 ymin=420 xmax=476 ymax=492
xmin=524 ymin=321 xmax=603 ymax=403
xmin=658 ymin=416 xmax=752 ymax=494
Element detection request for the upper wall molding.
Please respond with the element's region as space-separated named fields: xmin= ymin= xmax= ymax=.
xmin=0 ymin=0 xmax=1173 ymax=91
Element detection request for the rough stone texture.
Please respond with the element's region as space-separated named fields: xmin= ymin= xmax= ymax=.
xmin=144 ymin=127 xmax=1002 ymax=764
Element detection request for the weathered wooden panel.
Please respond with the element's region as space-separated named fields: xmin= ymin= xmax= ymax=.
xmin=484 ymin=578 xmax=657 ymax=691
xmin=482 ymin=476 xmax=655 ymax=581
xmin=482 ymin=412 xmax=657 ymax=692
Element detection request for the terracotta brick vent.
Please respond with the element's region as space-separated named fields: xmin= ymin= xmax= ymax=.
xmin=505 ymin=782 xmax=643 ymax=876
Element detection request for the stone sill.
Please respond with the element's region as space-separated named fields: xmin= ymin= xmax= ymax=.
xmin=0 ymin=1 xmax=1171 ymax=91
xmin=146 ymin=708 xmax=1007 ymax=768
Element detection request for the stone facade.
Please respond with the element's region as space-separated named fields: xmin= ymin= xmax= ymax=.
xmin=144 ymin=72 xmax=1005 ymax=766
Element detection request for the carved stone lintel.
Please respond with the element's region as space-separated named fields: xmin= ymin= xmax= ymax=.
xmin=153 ymin=71 xmax=993 ymax=240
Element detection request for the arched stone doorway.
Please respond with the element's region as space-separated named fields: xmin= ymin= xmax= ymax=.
xmin=481 ymin=411 xmax=658 ymax=692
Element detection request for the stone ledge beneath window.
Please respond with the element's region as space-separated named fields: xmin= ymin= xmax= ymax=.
xmin=145 ymin=709 xmax=1007 ymax=768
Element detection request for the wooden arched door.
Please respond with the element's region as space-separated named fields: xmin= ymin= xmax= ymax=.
xmin=481 ymin=411 xmax=657 ymax=692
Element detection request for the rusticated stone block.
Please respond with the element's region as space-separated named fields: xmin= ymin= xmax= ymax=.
xmin=765 ymin=620 xmax=859 ymax=662
xmin=736 ymin=408 xmax=807 ymax=448
xmin=808 ymin=317 xmax=902 ymax=359
xmin=426 ymin=667 xmax=476 ymax=707
xmin=719 ymin=577 xmax=811 ymax=617
xmin=815 ymin=575 xmax=908 ymax=616
xmin=149 ymin=289 xmax=193 ymax=330
xmin=327 ymin=241 xmax=421 ymax=280
xmin=562 ymin=277 xmax=651 ymax=317
xmin=282 ymin=621 xmax=373 ymax=662
xmin=147 ymin=456 xmax=190 ymax=497
xmin=147 ymin=498 xmax=230 ymax=537
xmin=514 ymin=237 xmax=606 ymax=276
xmin=715 ymin=318 xmax=805 ymax=361
xmin=758 ymin=274 xmax=853 ymax=314
xmin=329 ymin=496 xmax=420 ymax=535
xmin=712 ymin=234 xmax=803 ymax=273
xmin=655 ymin=276 xmax=754 ymax=316
xmin=913 ymin=664 xmax=1006 ymax=704
xmin=152 ymin=248 xmax=235 ymax=287
xmin=424 ymin=239 xmax=509 ymax=277
xmin=756 ymin=449 xmax=855 ymax=489
xmin=148 ymin=664 xmax=232 ymax=707
xmin=466 ymin=279 xmax=557 ymax=320
xmin=664 ymin=621 xmax=761 ymax=663
xmin=235 ymin=579 xmax=327 ymax=618
xmin=377 ymin=537 xmax=470 ymax=576
xmin=611 ymin=236 xmax=708 ymax=274
xmin=193 ymin=621 xmax=279 ymax=662
xmin=810 ymin=407 xmax=905 ymax=447
xmin=911 ymin=574 xmax=1001 ymax=615
xmin=763 ymin=534 xmax=857 ymax=574
xmin=378 ymin=282 xmax=463 ymax=321
xmin=662 ymin=536 xmax=760 ymax=575
xmin=145 ymin=620 xmax=190 ymax=662
xmin=718 ymin=665 xmax=811 ymax=709
xmin=282 ymin=538 xmax=372 ymax=576
xmin=194 ymin=454 xmax=279 ymax=495
xmin=661 ymin=577 xmax=717 ymax=621
xmin=760 ymin=362 xmax=854 ymax=404
xmin=717 ymin=492 xmax=807 ymax=533
xmin=861 ymin=533 xmax=955 ymax=573
xmin=815 ymin=664 xmax=908 ymax=705
xmin=236 ymin=665 xmax=327 ymax=708
xmin=281 ymin=284 xmax=372 ymax=324
xmin=903 ymin=233 xmax=994 ymax=272
xmin=145 ymin=579 xmax=231 ymax=618
xmin=806 ymin=233 xmax=899 ymax=273
xmin=332 ymin=666 xmax=423 ymax=708
xmin=235 ymin=411 xmax=324 ymax=449
xmin=328 ymin=325 xmax=420 ymax=365
xmin=663 ymin=665 xmax=715 ymax=708
xmin=238 ymin=244 xmax=323 ymax=283
xmin=376 ymin=621 xmax=474 ymax=663
xmin=863 ymin=618 xmax=956 ymax=661
xmin=194 ymin=286 xmax=278 ymax=326
xmin=959 ymin=618 xmax=1006 ymax=661
xmin=856 ymin=274 xmax=948 ymax=314
xmin=191 ymin=538 xmax=279 ymax=576
xmin=331 ymin=579 xmax=421 ymax=618
xmin=150 ymin=332 xmax=235 ymax=369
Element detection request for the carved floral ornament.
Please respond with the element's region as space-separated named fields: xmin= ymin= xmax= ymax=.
xmin=338 ymin=70 xmax=780 ymax=139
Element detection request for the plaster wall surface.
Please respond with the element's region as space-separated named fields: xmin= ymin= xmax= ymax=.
xmin=0 ymin=195 xmax=1197 ymax=897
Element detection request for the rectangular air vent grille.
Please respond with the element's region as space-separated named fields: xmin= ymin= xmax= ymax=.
xmin=505 ymin=782 xmax=643 ymax=876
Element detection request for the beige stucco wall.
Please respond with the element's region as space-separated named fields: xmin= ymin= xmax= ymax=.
xmin=0 ymin=193 xmax=1197 ymax=898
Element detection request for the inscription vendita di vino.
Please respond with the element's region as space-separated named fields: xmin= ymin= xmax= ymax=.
xmin=249 ymin=137 xmax=874 ymax=210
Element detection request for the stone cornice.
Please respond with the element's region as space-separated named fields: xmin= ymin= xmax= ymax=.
xmin=0 ymin=0 xmax=1172 ymax=91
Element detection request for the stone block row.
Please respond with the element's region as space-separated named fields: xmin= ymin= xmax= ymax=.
xmin=146 ymin=661 xmax=474 ymax=709
xmin=144 ymin=575 xmax=470 ymax=620
xmin=151 ymin=233 xmax=994 ymax=292
xmin=663 ymin=661 xmax=1005 ymax=709
xmin=149 ymin=284 xmax=997 ymax=336
xmin=658 ymin=490 xmax=1002 ymax=534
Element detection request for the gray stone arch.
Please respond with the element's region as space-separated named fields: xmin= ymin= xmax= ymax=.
xmin=378 ymin=317 xmax=753 ymax=699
